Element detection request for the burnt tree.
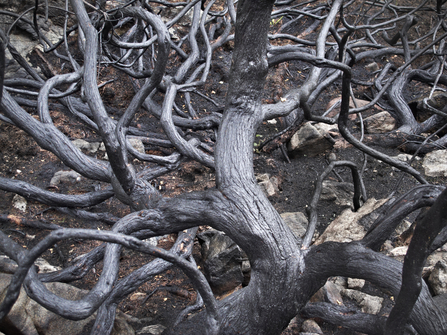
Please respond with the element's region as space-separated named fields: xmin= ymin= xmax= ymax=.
xmin=0 ymin=0 xmax=447 ymax=334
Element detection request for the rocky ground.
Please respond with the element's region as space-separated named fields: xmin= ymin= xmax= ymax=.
xmin=1 ymin=1 xmax=447 ymax=334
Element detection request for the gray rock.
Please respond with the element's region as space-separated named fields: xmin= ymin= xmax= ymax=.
xmin=315 ymin=198 xmax=388 ymax=244
xmin=395 ymin=219 xmax=412 ymax=236
xmin=347 ymin=278 xmax=365 ymax=290
xmin=99 ymin=139 xmax=145 ymax=160
xmin=426 ymin=251 xmax=447 ymax=269
xmin=128 ymin=138 xmax=145 ymax=154
xmin=393 ymin=153 xmax=420 ymax=163
xmin=387 ymin=245 xmax=407 ymax=257
xmin=341 ymin=289 xmax=383 ymax=315
xmin=321 ymin=180 xmax=354 ymax=208
xmin=280 ymin=212 xmax=308 ymax=239
xmin=12 ymin=194 xmax=27 ymax=212
xmin=423 ymin=150 xmax=447 ymax=177
xmin=256 ymin=173 xmax=279 ymax=197
xmin=301 ymin=319 xmax=323 ymax=334
xmin=310 ymin=280 xmax=344 ymax=306
xmin=363 ymin=111 xmax=396 ymax=133
xmin=71 ymin=139 xmax=101 ymax=154
xmin=284 ymin=316 xmax=301 ymax=333
xmin=0 ymin=257 xmax=60 ymax=275
xmin=288 ymin=122 xmax=333 ymax=157
xmin=0 ymin=273 xmax=134 ymax=335
xmin=137 ymin=324 xmax=166 ymax=335
xmin=365 ymin=62 xmax=379 ymax=72
xmin=428 ymin=261 xmax=447 ymax=295
xmin=330 ymin=276 xmax=347 ymax=290
xmin=34 ymin=258 xmax=62 ymax=273
xmin=49 ymin=170 xmax=81 ymax=187
xmin=413 ymin=92 xmax=447 ymax=112
xmin=198 ymin=230 xmax=245 ymax=295
xmin=323 ymin=281 xmax=344 ymax=306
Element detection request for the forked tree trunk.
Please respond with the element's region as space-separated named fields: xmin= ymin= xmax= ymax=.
xmin=210 ymin=0 xmax=305 ymax=333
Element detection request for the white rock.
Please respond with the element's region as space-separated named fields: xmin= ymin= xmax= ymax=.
xmin=423 ymin=150 xmax=447 ymax=177
xmin=137 ymin=324 xmax=166 ymax=335
xmin=301 ymin=319 xmax=323 ymax=334
xmin=256 ymin=173 xmax=279 ymax=197
xmin=34 ymin=258 xmax=62 ymax=273
xmin=288 ymin=122 xmax=333 ymax=157
xmin=314 ymin=122 xmax=338 ymax=133
xmin=71 ymin=139 xmax=101 ymax=154
xmin=129 ymin=138 xmax=145 ymax=154
xmin=0 ymin=273 xmax=133 ymax=335
xmin=363 ymin=111 xmax=396 ymax=133
xmin=395 ymin=219 xmax=412 ymax=236
xmin=429 ymin=261 xmax=447 ymax=295
xmin=394 ymin=153 xmax=420 ymax=162
xmin=49 ymin=170 xmax=81 ymax=187
xmin=387 ymin=246 xmax=408 ymax=257
xmin=321 ymin=180 xmax=354 ymax=208
xmin=341 ymin=289 xmax=383 ymax=314
xmin=347 ymin=278 xmax=365 ymax=290
xmin=315 ymin=198 xmax=388 ymax=244
xmin=12 ymin=194 xmax=27 ymax=212
xmin=280 ymin=212 xmax=308 ymax=239
xmin=365 ymin=62 xmax=379 ymax=72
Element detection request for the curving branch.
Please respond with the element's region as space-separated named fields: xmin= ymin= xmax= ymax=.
xmin=362 ymin=184 xmax=445 ymax=251
xmin=304 ymin=241 xmax=447 ymax=335
xmin=0 ymin=177 xmax=114 ymax=208
xmin=385 ymin=187 xmax=447 ymax=335
xmin=302 ymin=160 xmax=367 ymax=249
xmin=2 ymin=1 xmax=447 ymax=334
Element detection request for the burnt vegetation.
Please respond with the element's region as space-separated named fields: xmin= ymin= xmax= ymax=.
xmin=0 ymin=0 xmax=447 ymax=334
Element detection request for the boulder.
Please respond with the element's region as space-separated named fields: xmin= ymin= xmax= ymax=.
xmin=137 ymin=324 xmax=166 ymax=335
xmin=128 ymin=138 xmax=145 ymax=154
xmin=288 ymin=122 xmax=334 ymax=157
xmin=49 ymin=170 xmax=81 ymax=187
xmin=393 ymin=153 xmax=420 ymax=163
xmin=280 ymin=212 xmax=308 ymax=239
xmin=198 ymin=230 xmax=245 ymax=295
xmin=423 ymin=150 xmax=447 ymax=177
xmin=428 ymin=261 xmax=447 ymax=295
xmin=0 ymin=257 xmax=61 ymax=275
xmin=301 ymin=319 xmax=323 ymax=334
xmin=365 ymin=62 xmax=379 ymax=72
xmin=256 ymin=173 xmax=279 ymax=197
xmin=363 ymin=111 xmax=396 ymax=133
xmin=320 ymin=180 xmax=354 ymax=208
xmin=314 ymin=198 xmax=388 ymax=244
xmin=322 ymin=281 xmax=344 ymax=305
xmin=100 ymin=139 xmax=145 ymax=160
xmin=12 ymin=194 xmax=27 ymax=212
xmin=0 ymin=273 xmax=133 ymax=335
xmin=325 ymin=97 xmax=381 ymax=119
xmin=71 ymin=139 xmax=101 ymax=154
xmin=347 ymin=278 xmax=365 ymax=290
xmin=310 ymin=280 xmax=344 ymax=306
xmin=341 ymin=289 xmax=383 ymax=315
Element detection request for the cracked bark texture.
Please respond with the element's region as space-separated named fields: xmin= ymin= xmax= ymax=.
xmin=1 ymin=0 xmax=447 ymax=334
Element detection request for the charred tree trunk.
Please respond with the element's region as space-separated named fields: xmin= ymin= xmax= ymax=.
xmin=209 ymin=1 xmax=304 ymax=333
xmin=2 ymin=1 xmax=447 ymax=335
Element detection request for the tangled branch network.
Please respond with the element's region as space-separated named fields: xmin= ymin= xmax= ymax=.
xmin=0 ymin=0 xmax=447 ymax=334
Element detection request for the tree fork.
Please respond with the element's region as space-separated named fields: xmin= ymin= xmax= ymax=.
xmin=210 ymin=1 xmax=304 ymax=334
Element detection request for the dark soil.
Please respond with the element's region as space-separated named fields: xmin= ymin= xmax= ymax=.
xmin=1 ymin=1 xmax=447 ymax=334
